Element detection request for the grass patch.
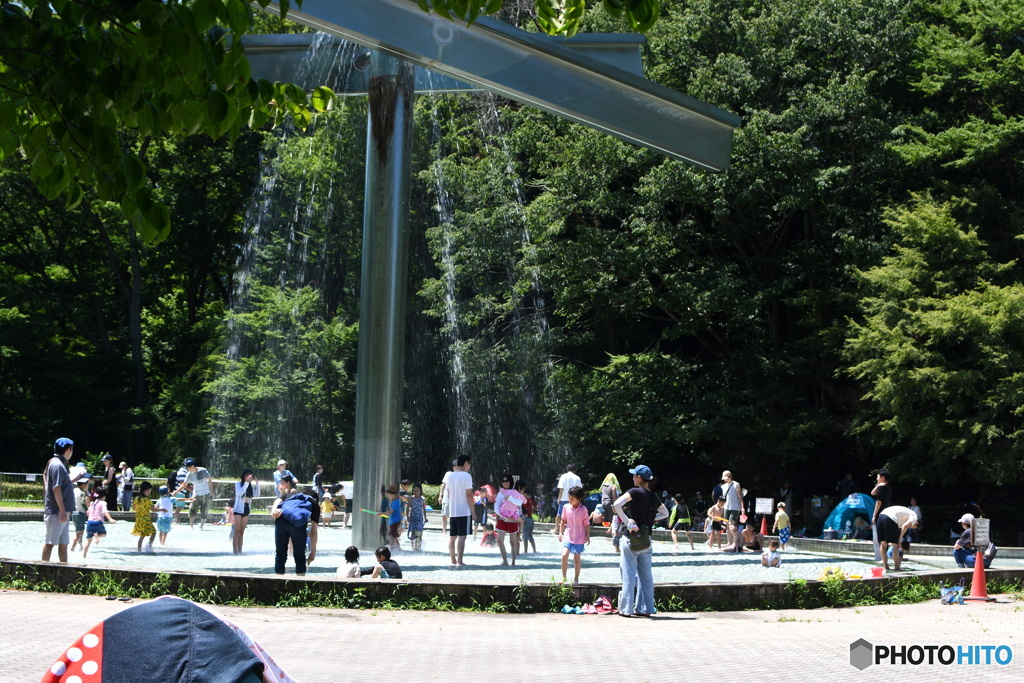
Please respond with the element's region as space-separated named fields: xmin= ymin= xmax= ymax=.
xmin=546 ymin=578 xmax=575 ymax=612
xmin=3 ymin=567 xmax=1020 ymax=614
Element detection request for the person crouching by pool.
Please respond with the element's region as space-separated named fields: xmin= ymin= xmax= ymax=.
xmin=270 ymin=475 xmax=319 ymax=576
xmin=557 ymin=485 xmax=591 ymax=584
xmin=232 ymin=468 xmax=260 ymax=555
xmin=360 ymin=546 xmax=403 ymax=579
xmin=877 ymin=504 xmax=918 ymax=572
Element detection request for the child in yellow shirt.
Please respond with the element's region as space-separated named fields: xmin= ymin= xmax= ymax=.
xmin=321 ymin=494 xmax=335 ymax=527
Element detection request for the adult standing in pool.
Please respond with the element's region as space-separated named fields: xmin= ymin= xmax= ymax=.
xmin=100 ymin=454 xmax=118 ymax=512
xmin=870 ymin=468 xmax=892 ymax=561
xmin=446 ymin=456 xmax=475 ymax=566
xmin=313 ymin=464 xmax=326 ymax=498
xmin=556 ymin=464 xmax=582 ymax=518
xmin=270 ymin=474 xmax=319 ymax=576
xmin=42 ymin=437 xmax=80 ymax=563
xmin=721 ymin=470 xmax=745 ymax=548
xmin=273 ymin=459 xmax=293 ymax=488
xmin=118 ymin=461 xmax=135 ymax=513
xmin=613 ymin=465 xmax=668 ymax=617
xmin=172 ymin=458 xmax=213 ymax=529
xmin=231 ymin=469 xmax=260 ymax=554
xmin=493 ymin=473 xmax=524 ymax=566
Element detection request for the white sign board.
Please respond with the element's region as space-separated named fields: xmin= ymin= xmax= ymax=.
xmin=973 ymin=518 xmax=991 ymax=546
xmin=755 ymin=497 xmax=774 ymax=514
xmin=26 ymin=474 xmax=37 ymax=482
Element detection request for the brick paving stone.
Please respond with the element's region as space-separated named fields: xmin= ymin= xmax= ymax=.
xmin=2 ymin=589 xmax=1021 ymax=681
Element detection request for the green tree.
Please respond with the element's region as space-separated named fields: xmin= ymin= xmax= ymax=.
xmin=499 ymin=0 xmax=916 ymax=477
xmin=893 ymin=0 xmax=1024 ymax=265
xmin=425 ymin=0 xmax=662 ymax=36
xmin=0 ymin=0 xmax=329 ymax=242
xmin=844 ymin=196 xmax=1024 ymax=486
xmin=202 ymin=282 xmax=358 ymax=471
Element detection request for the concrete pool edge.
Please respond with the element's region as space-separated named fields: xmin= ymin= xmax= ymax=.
xmin=4 ymin=558 xmax=1022 ymax=611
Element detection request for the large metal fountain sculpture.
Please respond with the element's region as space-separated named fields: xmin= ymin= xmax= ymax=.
xmin=247 ymin=0 xmax=741 ymax=549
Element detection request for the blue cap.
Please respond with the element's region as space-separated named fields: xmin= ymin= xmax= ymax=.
xmin=184 ymin=458 xmax=196 ymax=467
xmin=101 ymin=453 xmax=112 ymax=461
xmin=629 ymin=465 xmax=654 ymax=481
xmin=158 ymin=486 xmax=169 ymax=495
xmin=54 ymin=437 xmax=74 ymax=452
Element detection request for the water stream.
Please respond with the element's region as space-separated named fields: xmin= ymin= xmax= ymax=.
xmin=205 ymin=37 xmax=573 ymax=498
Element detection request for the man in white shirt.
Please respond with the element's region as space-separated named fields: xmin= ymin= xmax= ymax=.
xmin=556 ymin=464 xmax=582 ymax=517
xmin=446 ymin=456 xmax=475 ymax=566
xmin=172 ymin=458 xmax=213 ymax=529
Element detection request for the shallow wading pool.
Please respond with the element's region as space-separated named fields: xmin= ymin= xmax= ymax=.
xmin=0 ymin=519 xmax=940 ymax=584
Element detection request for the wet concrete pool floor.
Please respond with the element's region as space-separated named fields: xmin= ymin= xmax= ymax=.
xmin=1 ymin=520 xmax=944 ymax=583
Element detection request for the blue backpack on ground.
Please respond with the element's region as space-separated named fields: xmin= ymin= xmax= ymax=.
xmin=278 ymin=494 xmax=313 ymax=527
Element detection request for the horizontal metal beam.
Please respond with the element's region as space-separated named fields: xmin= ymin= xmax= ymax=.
xmin=242 ymin=32 xmax=646 ymax=95
xmin=257 ymin=0 xmax=739 ymax=171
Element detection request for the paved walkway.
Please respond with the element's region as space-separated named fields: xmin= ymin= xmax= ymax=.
xmin=2 ymin=589 xmax=1021 ymax=681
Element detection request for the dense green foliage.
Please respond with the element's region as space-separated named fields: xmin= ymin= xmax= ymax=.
xmin=2 ymin=1 xmax=1022 ymax=509
xmin=0 ymin=0 xmax=330 ymax=242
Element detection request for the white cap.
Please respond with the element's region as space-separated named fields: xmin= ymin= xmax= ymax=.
xmin=958 ymin=513 xmax=975 ymax=524
xmin=277 ymin=460 xmax=287 ymax=467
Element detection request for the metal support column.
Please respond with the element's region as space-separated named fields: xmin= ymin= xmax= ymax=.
xmin=352 ymin=52 xmax=415 ymax=550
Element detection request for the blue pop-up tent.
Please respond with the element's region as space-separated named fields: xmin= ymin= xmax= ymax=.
xmin=823 ymin=493 xmax=876 ymax=538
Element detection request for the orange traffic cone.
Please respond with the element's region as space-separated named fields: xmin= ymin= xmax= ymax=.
xmin=965 ymin=549 xmax=995 ymax=602
xmin=760 ymin=516 xmax=768 ymax=537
